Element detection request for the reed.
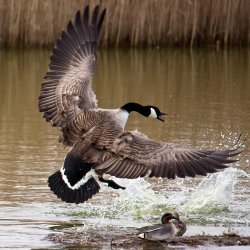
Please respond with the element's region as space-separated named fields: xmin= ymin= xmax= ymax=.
xmin=0 ymin=0 xmax=250 ymax=47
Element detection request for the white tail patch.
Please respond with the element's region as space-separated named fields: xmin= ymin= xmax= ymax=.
xmin=60 ymin=166 xmax=96 ymax=190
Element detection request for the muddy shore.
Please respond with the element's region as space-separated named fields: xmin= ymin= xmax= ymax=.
xmin=47 ymin=224 xmax=250 ymax=249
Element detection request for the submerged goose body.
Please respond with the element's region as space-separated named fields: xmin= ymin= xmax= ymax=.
xmin=38 ymin=6 xmax=243 ymax=204
xmin=138 ymin=213 xmax=186 ymax=240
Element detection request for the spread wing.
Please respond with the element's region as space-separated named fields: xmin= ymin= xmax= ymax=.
xmin=38 ymin=6 xmax=106 ymax=128
xmin=94 ymin=131 xmax=243 ymax=179
xmin=59 ymin=105 xmax=243 ymax=179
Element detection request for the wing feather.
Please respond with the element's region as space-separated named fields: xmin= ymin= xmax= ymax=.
xmin=119 ymin=161 xmax=138 ymax=178
xmin=58 ymin=103 xmax=243 ymax=180
xmin=93 ymin=131 xmax=243 ymax=179
xmin=38 ymin=5 xmax=106 ymax=128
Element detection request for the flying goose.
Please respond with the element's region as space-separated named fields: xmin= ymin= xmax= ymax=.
xmin=38 ymin=5 xmax=243 ymax=204
xmin=138 ymin=212 xmax=186 ymax=240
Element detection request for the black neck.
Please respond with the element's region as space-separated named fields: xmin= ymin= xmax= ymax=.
xmin=120 ymin=102 xmax=150 ymax=117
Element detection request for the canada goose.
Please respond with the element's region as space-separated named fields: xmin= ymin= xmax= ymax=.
xmin=138 ymin=212 xmax=186 ymax=240
xmin=38 ymin=5 xmax=243 ymax=204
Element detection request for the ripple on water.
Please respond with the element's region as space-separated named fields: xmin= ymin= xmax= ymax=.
xmin=1 ymin=49 xmax=250 ymax=248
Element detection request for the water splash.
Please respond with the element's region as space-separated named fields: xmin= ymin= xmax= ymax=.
xmin=180 ymin=168 xmax=248 ymax=214
xmin=54 ymin=167 xmax=249 ymax=228
xmin=56 ymin=178 xmax=163 ymax=218
xmin=111 ymin=177 xmax=168 ymax=219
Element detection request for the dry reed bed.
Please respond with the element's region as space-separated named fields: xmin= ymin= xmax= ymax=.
xmin=0 ymin=0 xmax=250 ymax=47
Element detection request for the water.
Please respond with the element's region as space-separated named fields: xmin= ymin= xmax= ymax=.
xmin=0 ymin=48 xmax=249 ymax=249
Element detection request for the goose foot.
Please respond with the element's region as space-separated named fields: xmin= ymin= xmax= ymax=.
xmin=99 ymin=177 xmax=126 ymax=190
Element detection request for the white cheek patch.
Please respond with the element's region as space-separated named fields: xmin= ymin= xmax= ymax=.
xmin=149 ymin=108 xmax=157 ymax=119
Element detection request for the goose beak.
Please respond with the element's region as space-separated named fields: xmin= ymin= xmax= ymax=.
xmin=158 ymin=112 xmax=167 ymax=122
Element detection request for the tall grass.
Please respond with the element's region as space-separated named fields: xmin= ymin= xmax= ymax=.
xmin=0 ymin=0 xmax=250 ymax=47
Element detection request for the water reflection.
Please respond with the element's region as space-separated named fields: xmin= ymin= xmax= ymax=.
xmin=96 ymin=49 xmax=250 ymax=145
xmin=0 ymin=48 xmax=249 ymax=248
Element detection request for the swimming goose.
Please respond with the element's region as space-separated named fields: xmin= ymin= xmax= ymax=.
xmin=38 ymin=6 xmax=243 ymax=204
xmin=138 ymin=212 xmax=186 ymax=240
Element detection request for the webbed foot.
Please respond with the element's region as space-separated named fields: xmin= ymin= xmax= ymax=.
xmin=99 ymin=177 xmax=126 ymax=190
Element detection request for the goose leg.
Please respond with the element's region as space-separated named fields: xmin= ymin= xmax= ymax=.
xmin=99 ymin=177 xmax=125 ymax=190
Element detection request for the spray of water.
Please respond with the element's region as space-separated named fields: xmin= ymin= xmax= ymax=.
xmin=103 ymin=167 xmax=248 ymax=225
xmin=54 ymin=165 xmax=249 ymax=229
xmin=180 ymin=168 xmax=248 ymax=214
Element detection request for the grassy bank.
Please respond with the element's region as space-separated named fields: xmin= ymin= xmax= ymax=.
xmin=1 ymin=0 xmax=250 ymax=48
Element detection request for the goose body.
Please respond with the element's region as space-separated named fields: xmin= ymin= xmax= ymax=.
xmin=38 ymin=5 xmax=243 ymax=204
xmin=138 ymin=213 xmax=186 ymax=240
xmin=98 ymin=108 xmax=129 ymax=129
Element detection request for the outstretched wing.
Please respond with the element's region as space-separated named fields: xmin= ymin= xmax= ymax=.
xmin=94 ymin=131 xmax=243 ymax=179
xmin=38 ymin=5 xmax=106 ymax=128
xmin=58 ymin=104 xmax=243 ymax=179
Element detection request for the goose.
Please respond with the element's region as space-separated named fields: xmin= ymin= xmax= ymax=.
xmin=138 ymin=212 xmax=186 ymax=240
xmin=38 ymin=5 xmax=243 ymax=204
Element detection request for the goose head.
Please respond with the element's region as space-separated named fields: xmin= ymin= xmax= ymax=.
xmin=120 ymin=102 xmax=167 ymax=122
xmin=146 ymin=105 xmax=167 ymax=122
xmin=161 ymin=212 xmax=179 ymax=224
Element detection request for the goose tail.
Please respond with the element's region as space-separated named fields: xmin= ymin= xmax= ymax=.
xmin=48 ymin=171 xmax=100 ymax=204
xmin=48 ymin=152 xmax=100 ymax=204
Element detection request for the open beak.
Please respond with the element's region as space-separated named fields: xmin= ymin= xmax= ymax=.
xmin=158 ymin=112 xmax=167 ymax=122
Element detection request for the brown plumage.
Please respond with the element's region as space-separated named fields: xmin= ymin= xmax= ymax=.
xmin=38 ymin=5 xmax=244 ymax=204
xmin=61 ymin=105 xmax=243 ymax=180
xmin=39 ymin=5 xmax=106 ymax=128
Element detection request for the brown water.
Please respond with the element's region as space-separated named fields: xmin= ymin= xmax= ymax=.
xmin=0 ymin=48 xmax=249 ymax=249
